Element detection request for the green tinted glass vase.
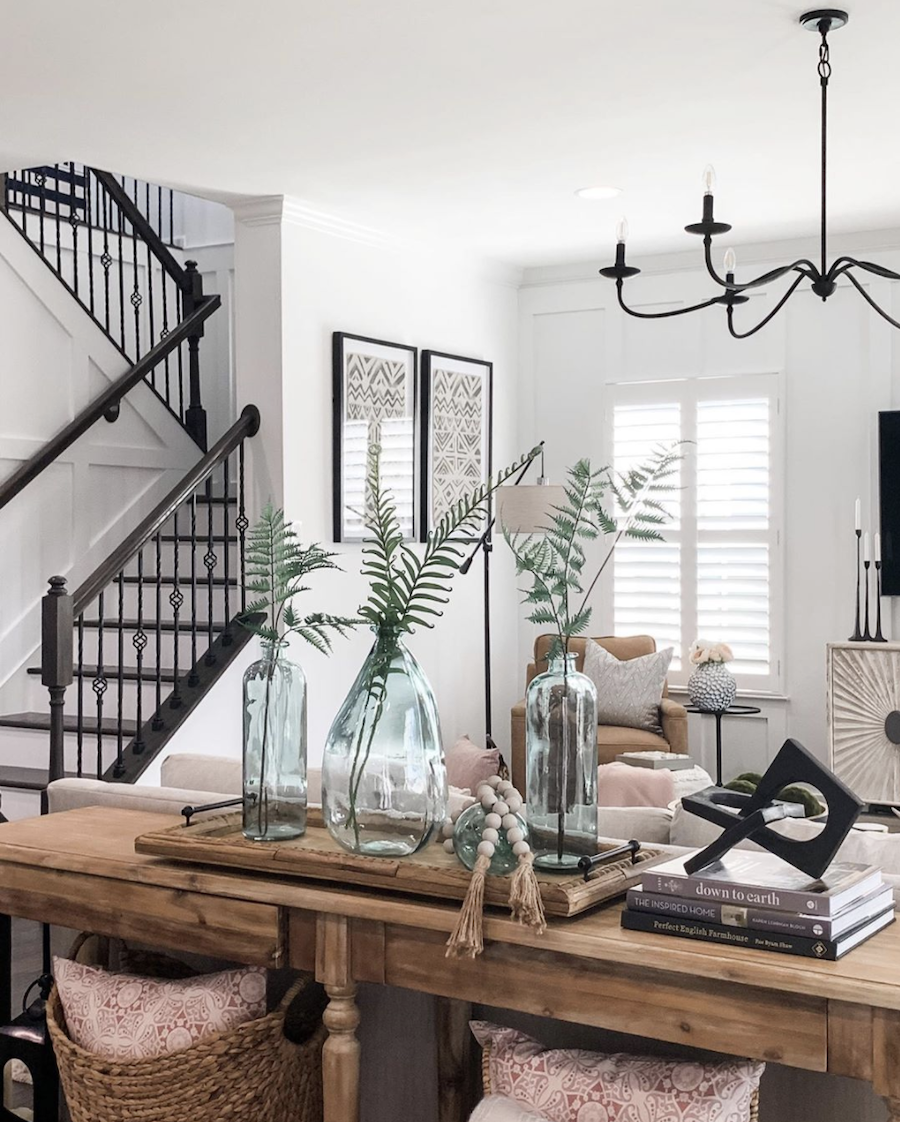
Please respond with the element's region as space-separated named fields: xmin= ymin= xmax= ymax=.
xmin=525 ymin=652 xmax=598 ymax=869
xmin=322 ymin=628 xmax=447 ymax=856
xmin=242 ymin=641 xmax=308 ymax=841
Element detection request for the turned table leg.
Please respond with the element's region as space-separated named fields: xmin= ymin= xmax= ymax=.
xmin=436 ymin=997 xmax=478 ymax=1122
xmin=885 ymin=1099 xmax=900 ymax=1120
xmin=317 ymin=915 xmax=361 ymax=1122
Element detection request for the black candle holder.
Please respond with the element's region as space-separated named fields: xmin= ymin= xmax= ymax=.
xmin=849 ymin=528 xmax=863 ymax=641
xmin=874 ymin=559 xmax=887 ymax=642
xmin=863 ymin=559 xmax=873 ymax=641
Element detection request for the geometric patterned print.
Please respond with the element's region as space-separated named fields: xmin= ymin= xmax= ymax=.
xmin=346 ymin=353 xmax=407 ymax=429
xmin=430 ymin=368 xmax=485 ymax=528
xmin=829 ymin=645 xmax=900 ymax=803
xmin=583 ymin=640 xmax=673 ymax=736
xmin=53 ymin=957 xmax=267 ymax=1060
xmin=472 ymin=1021 xmax=765 ymax=1122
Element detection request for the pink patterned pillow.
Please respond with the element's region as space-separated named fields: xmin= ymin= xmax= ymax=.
xmin=53 ymin=957 xmax=267 ymax=1060
xmin=472 ymin=1021 xmax=764 ymax=1122
xmin=446 ymin=735 xmax=501 ymax=793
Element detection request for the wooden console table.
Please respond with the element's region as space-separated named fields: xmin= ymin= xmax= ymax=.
xmin=0 ymin=807 xmax=899 ymax=1121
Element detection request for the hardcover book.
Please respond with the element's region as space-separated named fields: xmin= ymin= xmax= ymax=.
xmin=626 ymin=884 xmax=895 ymax=939
xmin=641 ymin=851 xmax=882 ymax=918
xmin=621 ymin=906 xmax=894 ymax=960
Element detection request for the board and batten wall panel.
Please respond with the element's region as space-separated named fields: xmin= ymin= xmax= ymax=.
xmin=0 ymin=213 xmax=200 ymax=715
xmin=518 ymin=237 xmax=900 ymax=778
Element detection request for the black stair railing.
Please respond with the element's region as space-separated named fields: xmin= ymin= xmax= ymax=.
xmin=40 ymin=405 xmax=261 ymax=786
xmin=0 ymin=297 xmax=219 ymax=515
xmin=3 ymin=162 xmax=211 ymax=449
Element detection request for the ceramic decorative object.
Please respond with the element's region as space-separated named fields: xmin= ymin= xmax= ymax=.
xmin=322 ymin=627 xmax=447 ymax=857
xmin=242 ymin=641 xmax=307 ymax=841
xmin=525 ymin=653 xmax=598 ymax=870
xmin=687 ymin=640 xmax=737 ymax=712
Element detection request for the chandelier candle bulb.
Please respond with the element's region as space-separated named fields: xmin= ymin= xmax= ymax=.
xmin=724 ymin=248 xmax=737 ymax=275
xmin=703 ymin=165 xmax=717 ymax=195
xmin=616 ymin=217 xmax=629 ymax=243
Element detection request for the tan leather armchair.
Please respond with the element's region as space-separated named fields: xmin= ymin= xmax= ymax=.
xmin=510 ymin=634 xmax=688 ymax=790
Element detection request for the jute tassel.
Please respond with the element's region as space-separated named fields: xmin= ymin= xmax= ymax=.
xmin=446 ymin=852 xmax=490 ymax=958
xmin=508 ymin=851 xmax=546 ymax=934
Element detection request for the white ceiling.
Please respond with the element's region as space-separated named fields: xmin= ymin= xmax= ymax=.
xmin=2 ymin=0 xmax=899 ymax=267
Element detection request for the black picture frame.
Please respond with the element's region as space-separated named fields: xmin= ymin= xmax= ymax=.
xmin=420 ymin=350 xmax=493 ymax=542
xmin=332 ymin=332 xmax=419 ymax=543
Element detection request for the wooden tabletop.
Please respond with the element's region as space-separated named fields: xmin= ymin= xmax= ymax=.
xmin=2 ymin=806 xmax=899 ymax=1010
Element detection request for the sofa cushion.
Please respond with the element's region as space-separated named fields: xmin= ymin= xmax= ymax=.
xmin=585 ymin=642 xmax=673 ymax=735
xmin=53 ymin=957 xmax=267 ymax=1059
xmin=469 ymin=1097 xmax=548 ymax=1121
xmin=597 ymin=805 xmax=674 ymax=845
xmin=47 ymin=778 xmax=236 ymax=818
xmin=161 ymin=753 xmax=242 ymax=795
xmin=472 ymin=1020 xmax=764 ymax=1122
xmin=533 ymin=634 xmax=657 ymax=676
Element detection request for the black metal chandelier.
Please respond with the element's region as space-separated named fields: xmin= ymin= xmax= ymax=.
xmin=600 ymin=9 xmax=900 ymax=338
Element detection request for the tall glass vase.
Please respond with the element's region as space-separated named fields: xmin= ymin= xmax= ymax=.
xmin=322 ymin=627 xmax=447 ymax=856
xmin=525 ymin=652 xmax=598 ymax=869
xmin=242 ymin=640 xmax=308 ymax=841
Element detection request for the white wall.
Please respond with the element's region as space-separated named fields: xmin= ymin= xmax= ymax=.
xmin=517 ymin=230 xmax=900 ymax=778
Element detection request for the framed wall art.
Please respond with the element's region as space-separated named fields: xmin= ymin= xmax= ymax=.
xmin=420 ymin=350 xmax=492 ymax=541
xmin=332 ymin=332 xmax=418 ymax=542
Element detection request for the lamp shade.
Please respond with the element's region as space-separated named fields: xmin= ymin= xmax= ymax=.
xmin=496 ymin=484 xmax=566 ymax=534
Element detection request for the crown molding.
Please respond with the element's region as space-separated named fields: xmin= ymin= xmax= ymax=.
xmin=520 ymin=226 xmax=900 ymax=289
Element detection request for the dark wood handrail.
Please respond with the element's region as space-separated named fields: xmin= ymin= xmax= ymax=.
xmin=0 ymin=296 xmax=220 ymax=515
xmin=72 ymin=404 xmax=260 ymax=615
xmin=91 ymin=169 xmax=186 ymax=286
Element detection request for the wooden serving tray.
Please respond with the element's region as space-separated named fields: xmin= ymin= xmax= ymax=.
xmin=135 ymin=811 xmax=664 ymax=918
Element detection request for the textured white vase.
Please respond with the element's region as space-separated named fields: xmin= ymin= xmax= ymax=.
xmin=687 ymin=661 xmax=737 ymax=711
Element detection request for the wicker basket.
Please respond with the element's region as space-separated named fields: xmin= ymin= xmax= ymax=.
xmin=47 ymin=936 xmax=324 ymax=1122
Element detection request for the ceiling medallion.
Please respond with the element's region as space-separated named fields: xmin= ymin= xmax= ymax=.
xmin=600 ymin=10 xmax=900 ymax=338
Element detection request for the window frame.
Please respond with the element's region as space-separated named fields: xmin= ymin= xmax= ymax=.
xmin=601 ymin=372 xmax=785 ymax=695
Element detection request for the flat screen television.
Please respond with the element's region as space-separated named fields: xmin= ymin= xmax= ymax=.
xmin=879 ymin=411 xmax=900 ymax=595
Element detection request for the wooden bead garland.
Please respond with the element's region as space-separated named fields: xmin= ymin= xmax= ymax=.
xmin=444 ymin=774 xmax=546 ymax=958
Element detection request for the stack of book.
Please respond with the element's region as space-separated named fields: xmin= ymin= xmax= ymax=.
xmin=622 ymin=850 xmax=895 ymax=960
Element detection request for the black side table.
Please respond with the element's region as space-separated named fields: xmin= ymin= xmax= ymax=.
xmin=684 ymin=704 xmax=762 ymax=786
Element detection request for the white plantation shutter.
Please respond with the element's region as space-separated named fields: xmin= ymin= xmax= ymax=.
xmin=607 ymin=375 xmax=783 ymax=691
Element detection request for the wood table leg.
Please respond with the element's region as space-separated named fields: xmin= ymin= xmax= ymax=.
xmin=436 ymin=997 xmax=478 ymax=1122
xmin=885 ymin=1099 xmax=900 ymax=1121
xmin=317 ymin=914 xmax=360 ymax=1122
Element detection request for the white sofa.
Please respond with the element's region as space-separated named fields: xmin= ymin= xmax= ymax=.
xmin=45 ymin=761 xmax=898 ymax=1122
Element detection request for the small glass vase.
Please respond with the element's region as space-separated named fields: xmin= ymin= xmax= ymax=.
xmin=242 ymin=640 xmax=307 ymax=841
xmin=452 ymin=802 xmax=528 ymax=875
xmin=525 ymin=652 xmax=598 ymax=870
xmin=322 ymin=627 xmax=447 ymax=857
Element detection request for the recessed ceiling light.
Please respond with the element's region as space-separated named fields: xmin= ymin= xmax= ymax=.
xmin=575 ymin=185 xmax=622 ymax=201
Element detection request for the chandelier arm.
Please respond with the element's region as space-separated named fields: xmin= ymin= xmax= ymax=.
xmin=615 ymin=279 xmax=723 ymax=320
xmin=830 ymin=257 xmax=900 ymax=284
xmin=725 ymin=275 xmax=807 ymax=339
xmin=703 ymin=238 xmax=818 ymax=290
xmin=844 ymin=271 xmax=900 ymax=330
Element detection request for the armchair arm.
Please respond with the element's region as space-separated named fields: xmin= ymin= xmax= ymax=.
xmin=660 ymin=696 xmax=689 ymax=755
xmin=510 ymin=699 xmax=527 ymax=790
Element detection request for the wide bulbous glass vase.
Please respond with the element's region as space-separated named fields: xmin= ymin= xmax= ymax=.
xmin=323 ymin=628 xmax=447 ymax=856
xmin=242 ymin=641 xmax=308 ymax=841
xmin=525 ymin=652 xmax=598 ymax=870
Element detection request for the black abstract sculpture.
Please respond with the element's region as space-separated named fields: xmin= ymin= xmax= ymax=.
xmin=682 ymin=739 xmax=863 ymax=878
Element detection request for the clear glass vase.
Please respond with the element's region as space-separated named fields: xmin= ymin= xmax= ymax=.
xmin=242 ymin=640 xmax=307 ymax=841
xmin=525 ymin=652 xmax=598 ymax=870
xmin=322 ymin=627 xmax=447 ymax=856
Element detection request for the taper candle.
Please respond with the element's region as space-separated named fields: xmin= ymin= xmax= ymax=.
xmin=876 ymin=532 xmax=881 ymax=562
xmin=864 ymin=532 xmax=871 ymax=563
xmin=855 ymin=497 xmax=861 ymax=531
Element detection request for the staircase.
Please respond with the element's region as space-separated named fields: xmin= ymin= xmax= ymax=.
xmin=0 ymin=162 xmax=260 ymax=808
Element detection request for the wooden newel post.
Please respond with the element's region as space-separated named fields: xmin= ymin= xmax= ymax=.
xmin=183 ymin=261 xmax=208 ymax=452
xmin=41 ymin=576 xmax=73 ymax=795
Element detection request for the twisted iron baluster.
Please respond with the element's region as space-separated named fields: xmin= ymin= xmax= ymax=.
xmin=69 ymin=163 xmax=79 ymax=298
xmin=93 ymin=592 xmax=107 ymax=779
xmin=170 ymin=506 xmax=183 ymax=708
xmin=188 ymin=494 xmax=199 ymax=686
xmin=76 ymin=614 xmax=84 ymax=778
xmin=132 ymin=547 xmax=146 ymax=754
xmin=54 ymin=164 xmax=61 ymax=276
xmin=131 ymin=190 xmax=142 ymax=360
xmin=101 ymin=188 xmax=112 ymax=334
xmin=238 ymin=440 xmax=248 ymax=613
xmin=204 ymin=484 xmax=218 ymax=665
xmin=222 ymin=457 xmax=231 ymax=636
xmin=117 ymin=572 xmax=125 ymax=771
xmin=152 ymin=531 xmax=164 ymax=730
xmin=37 ymin=167 xmax=46 ymax=257
xmin=117 ymin=190 xmax=126 ymax=352
xmin=85 ymin=169 xmax=95 ymax=318
xmin=146 ymin=183 xmax=155 ymax=387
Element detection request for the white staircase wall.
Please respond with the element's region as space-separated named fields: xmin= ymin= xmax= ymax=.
xmin=0 ymin=213 xmax=201 ymax=716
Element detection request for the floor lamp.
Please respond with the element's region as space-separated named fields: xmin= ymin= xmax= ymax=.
xmin=459 ymin=444 xmax=564 ymax=757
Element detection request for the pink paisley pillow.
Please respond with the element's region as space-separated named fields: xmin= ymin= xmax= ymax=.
xmin=472 ymin=1021 xmax=764 ymax=1122
xmin=53 ymin=957 xmax=267 ymax=1060
xmin=446 ymin=735 xmax=501 ymax=793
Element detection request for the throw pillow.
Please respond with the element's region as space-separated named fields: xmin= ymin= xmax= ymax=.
xmin=446 ymin=735 xmax=502 ymax=793
xmin=597 ymin=761 xmax=675 ymax=808
xmin=583 ymin=641 xmax=673 ymax=735
xmin=53 ymin=957 xmax=267 ymax=1060
xmin=472 ymin=1021 xmax=764 ymax=1122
